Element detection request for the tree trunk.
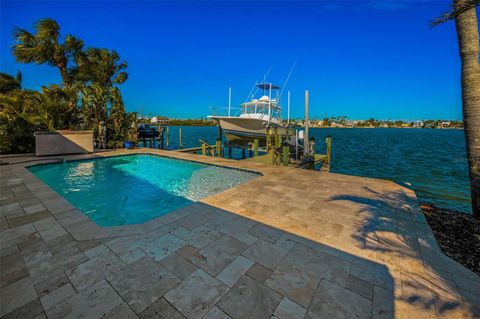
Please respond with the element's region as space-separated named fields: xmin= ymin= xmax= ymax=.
xmin=454 ymin=0 xmax=480 ymax=217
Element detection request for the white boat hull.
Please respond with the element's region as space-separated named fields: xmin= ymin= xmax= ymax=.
xmin=209 ymin=116 xmax=287 ymax=145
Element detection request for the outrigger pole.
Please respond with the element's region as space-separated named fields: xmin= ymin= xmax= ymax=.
xmin=279 ymin=59 xmax=297 ymax=99
xmin=304 ymin=89 xmax=309 ymax=157
xmin=287 ymin=91 xmax=291 ymax=125
xmin=228 ymin=87 xmax=232 ymax=117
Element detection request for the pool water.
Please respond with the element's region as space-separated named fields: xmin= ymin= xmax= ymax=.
xmin=28 ymin=154 xmax=259 ymax=226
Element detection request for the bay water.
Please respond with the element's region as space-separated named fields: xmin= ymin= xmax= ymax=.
xmin=144 ymin=126 xmax=471 ymax=213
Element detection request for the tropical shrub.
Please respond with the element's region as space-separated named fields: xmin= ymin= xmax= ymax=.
xmin=1 ymin=18 xmax=136 ymax=154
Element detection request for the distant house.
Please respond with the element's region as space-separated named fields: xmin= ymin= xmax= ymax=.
xmin=379 ymin=122 xmax=388 ymax=128
xmin=150 ymin=116 xmax=170 ymax=125
xmin=412 ymin=120 xmax=424 ymax=128
xmin=440 ymin=121 xmax=451 ymax=128
xmin=344 ymin=120 xmax=356 ymax=128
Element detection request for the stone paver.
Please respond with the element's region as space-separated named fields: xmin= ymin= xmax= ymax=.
xmin=346 ymin=274 xmax=374 ymax=300
xmin=248 ymin=224 xmax=283 ymax=243
xmin=0 ymin=250 xmax=28 ymax=287
xmin=103 ymin=303 xmax=139 ymax=319
xmin=242 ymin=239 xmax=288 ymax=270
xmin=160 ymin=249 xmax=198 ymax=280
xmin=40 ymin=283 xmax=76 ymax=311
xmin=188 ymin=236 xmax=247 ymax=276
xmin=165 ymin=269 xmax=228 ymax=319
xmin=142 ymin=233 xmax=186 ymax=261
xmin=246 ymin=263 xmax=273 ymax=284
xmin=350 ymin=258 xmax=394 ymax=291
xmin=107 ymin=256 xmax=180 ymax=313
xmin=172 ymin=225 xmax=222 ymax=249
xmin=265 ymin=244 xmax=351 ymax=308
xmin=216 ymin=255 xmax=254 ymax=287
xmin=1 ymin=149 xmax=479 ymax=319
xmin=218 ymin=276 xmax=282 ymax=319
xmin=23 ymin=203 xmax=46 ymax=215
xmin=1 ymin=299 xmax=45 ymax=319
xmin=1 ymin=223 xmax=37 ymax=248
xmin=139 ymin=298 xmax=185 ymax=319
xmin=273 ymin=297 xmax=307 ymax=319
xmin=66 ymin=250 xmax=125 ymax=291
xmin=46 ymin=280 xmax=123 ymax=319
xmin=176 ymin=213 xmax=211 ymax=230
xmin=306 ymin=279 xmax=372 ymax=319
xmin=6 ymin=210 xmax=50 ymax=228
xmin=34 ymin=217 xmax=68 ymax=242
xmin=120 ymin=248 xmax=147 ymax=264
xmin=0 ymin=276 xmax=37 ymax=317
xmin=203 ymin=306 xmax=232 ymax=319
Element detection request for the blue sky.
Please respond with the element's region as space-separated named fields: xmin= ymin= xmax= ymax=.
xmin=1 ymin=0 xmax=464 ymax=120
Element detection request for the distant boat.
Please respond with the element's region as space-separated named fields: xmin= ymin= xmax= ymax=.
xmin=208 ymin=83 xmax=288 ymax=146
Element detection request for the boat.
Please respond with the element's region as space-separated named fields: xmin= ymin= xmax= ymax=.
xmin=208 ymin=83 xmax=288 ymax=146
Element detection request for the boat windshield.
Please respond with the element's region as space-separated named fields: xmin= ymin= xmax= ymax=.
xmin=240 ymin=99 xmax=282 ymax=122
xmin=221 ymin=82 xmax=283 ymax=122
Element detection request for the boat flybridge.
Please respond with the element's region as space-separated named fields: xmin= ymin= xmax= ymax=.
xmin=208 ymin=83 xmax=289 ymax=146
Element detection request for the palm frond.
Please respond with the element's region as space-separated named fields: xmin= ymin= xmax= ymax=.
xmin=431 ymin=0 xmax=479 ymax=26
xmin=35 ymin=18 xmax=60 ymax=43
xmin=64 ymin=35 xmax=84 ymax=54
xmin=13 ymin=28 xmax=35 ymax=43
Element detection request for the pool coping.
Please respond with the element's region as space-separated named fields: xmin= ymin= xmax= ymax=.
xmin=9 ymin=148 xmax=277 ymax=240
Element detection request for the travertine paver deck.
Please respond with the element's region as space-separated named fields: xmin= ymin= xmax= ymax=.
xmin=0 ymin=149 xmax=479 ymax=319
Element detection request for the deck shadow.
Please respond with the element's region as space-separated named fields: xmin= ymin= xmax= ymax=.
xmin=181 ymin=202 xmax=395 ymax=319
xmin=329 ymin=187 xmax=480 ymax=318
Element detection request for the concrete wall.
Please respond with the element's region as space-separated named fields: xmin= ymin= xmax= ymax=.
xmin=35 ymin=130 xmax=94 ymax=156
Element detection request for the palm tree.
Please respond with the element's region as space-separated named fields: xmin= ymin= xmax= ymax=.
xmin=12 ymin=18 xmax=83 ymax=87
xmin=0 ymin=71 xmax=22 ymax=93
xmin=75 ymin=48 xmax=128 ymax=87
xmin=76 ymin=48 xmax=128 ymax=148
xmin=433 ymin=0 xmax=479 ymax=217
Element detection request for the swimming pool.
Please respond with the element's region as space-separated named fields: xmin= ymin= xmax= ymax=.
xmin=28 ymin=154 xmax=259 ymax=226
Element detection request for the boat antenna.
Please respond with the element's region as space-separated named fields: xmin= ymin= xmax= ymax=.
xmin=263 ymin=64 xmax=274 ymax=83
xmin=262 ymin=64 xmax=274 ymax=95
xmin=279 ymin=60 xmax=297 ymax=99
xmin=245 ymin=65 xmax=274 ymax=101
xmin=245 ymin=82 xmax=257 ymax=102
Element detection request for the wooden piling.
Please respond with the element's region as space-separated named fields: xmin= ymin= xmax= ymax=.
xmin=179 ymin=127 xmax=183 ymax=149
xmin=321 ymin=136 xmax=332 ymax=172
xmin=166 ymin=127 xmax=170 ymax=149
xmin=253 ymin=139 xmax=259 ymax=157
xmin=216 ymin=139 xmax=222 ymax=157
xmin=274 ymin=127 xmax=280 ymax=148
xmin=304 ymin=90 xmax=309 ymax=157
xmin=160 ymin=127 xmax=165 ymax=149
xmin=282 ymin=146 xmax=289 ymax=166
xmin=201 ymin=143 xmax=206 ymax=156
xmin=266 ymin=128 xmax=273 ymax=164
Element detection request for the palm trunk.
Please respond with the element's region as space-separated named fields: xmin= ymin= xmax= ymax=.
xmin=454 ymin=0 xmax=480 ymax=217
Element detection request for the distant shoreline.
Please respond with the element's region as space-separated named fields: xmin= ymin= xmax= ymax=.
xmin=163 ymin=124 xmax=463 ymax=130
